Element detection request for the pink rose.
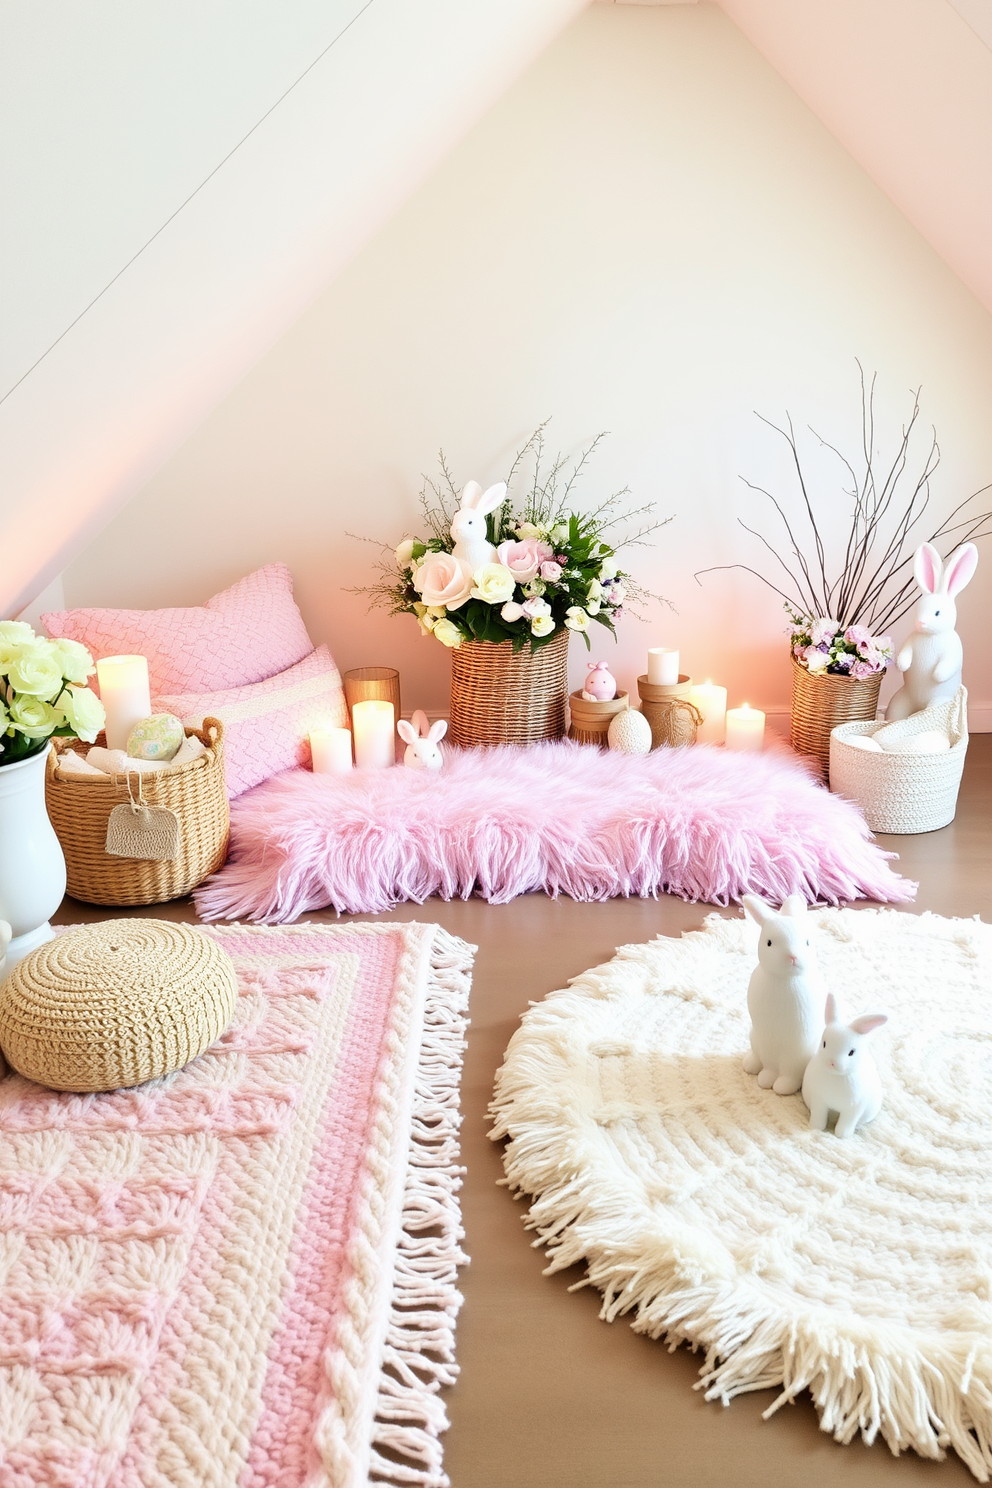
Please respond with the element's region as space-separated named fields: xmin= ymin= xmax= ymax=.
xmin=521 ymin=596 xmax=551 ymax=619
xmin=540 ymin=561 xmax=563 ymax=583
xmin=496 ymin=538 xmax=554 ymax=585
xmin=845 ymin=625 xmax=872 ymax=648
xmin=413 ymin=552 xmax=473 ymax=611
xmin=850 ymin=659 xmax=878 ymax=680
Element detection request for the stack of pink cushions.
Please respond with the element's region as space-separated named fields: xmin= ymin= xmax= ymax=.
xmin=43 ymin=564 xmax=347 ymax=797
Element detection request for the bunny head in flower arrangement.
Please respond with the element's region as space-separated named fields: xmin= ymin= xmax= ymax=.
xmin=397 ymin=709 xmax=447 ymax=771
xmin=801 ymin=992 xmax=887 ymax=1138
xmin=449 ymin=481 xmax=507 ymax=575
xmin=886 ymin=542 xmax=978 ymax=721
xmin=582 ymin=662 xmax=618 ymax=702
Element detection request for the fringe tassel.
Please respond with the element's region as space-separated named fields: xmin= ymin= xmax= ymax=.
xmin=368 ymin=929 xmax=472 ymax=1488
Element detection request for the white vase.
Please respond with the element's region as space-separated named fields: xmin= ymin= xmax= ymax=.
xmin=0 ymin=747 xmax=66 ymax=976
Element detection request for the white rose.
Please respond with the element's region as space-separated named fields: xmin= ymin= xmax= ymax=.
xmin=521 ymin=597 xmax=551 ymax=619
xmin=0 ymin=620 xmax=37 ymax=664
xmin=8 ymin=696 xmax=61 ymax=740
xmin=549 ymin=524 xmax=568 ymax=545
xmin=57 ymin=684 xmax=106 ymax=742
xmin=395 ymin=537 xmax=416 ymax=567
xmin=530 ymin=615 xmax=555 ymax=637
xmin=5 ymin=642 xmax=64 ymax=698
xmin=565 ymin=606 xmax=590 ymax=632
xmin=49 ymin=637 xmax=95 ymax=685
xmin=432 ymin=618 xmax=463 ymax=648
xmin=413 ymin=551 xmax=474 ymax=611
xmin=471 ymin=563 xmax=517 ymax=605
xmin=501 ymin=601 xmax=525 ymax=623
xmin=515 ymin=522 xmax=542 ymax=541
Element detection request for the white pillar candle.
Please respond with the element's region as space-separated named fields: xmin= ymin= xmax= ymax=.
xmin=310 ymin=726 xmax=353 ymax=774
xmin=352 ymin=699 xmax=395 ymax=770
xmin=725 ymin=703 xmax=765 ymax=752
xmin=96 ymin=654 xmax=151 ymax=751
xmin=688 ymin=680 xmax=728 ymax=745
xmin=647 ymin=648 xmax=680 ymax=686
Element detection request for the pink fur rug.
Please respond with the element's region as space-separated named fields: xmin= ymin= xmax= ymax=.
xmin=195 ymin=742 xmax=915 ymax=922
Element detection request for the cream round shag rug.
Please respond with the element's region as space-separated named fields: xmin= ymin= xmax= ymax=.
xmin=490 ymin=909 xmax=992 ymax=1479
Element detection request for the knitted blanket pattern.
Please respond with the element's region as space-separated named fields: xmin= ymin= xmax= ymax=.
xmin=491 ymin=908 xmax=992 ymax=1480
xmin=0 ymin=921 xmax=472 ymax=1488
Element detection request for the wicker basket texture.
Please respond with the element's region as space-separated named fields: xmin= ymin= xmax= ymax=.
xmin=568 ymin=690 xmax=629 ymax=745
xmin=448 ymin=629 xmax=570 ymax=747
xmin=829 ymin=689 xmax=968 ymax=834
xmin=637 ymin=675 xmax=701 ymax=748
xmin=790 ymin=657 xmax=882 ymax=777
xmin=45 ymin=719 xmax=229 ymax=906
xmin=0 ymin=919 xmax=237 ymax=1091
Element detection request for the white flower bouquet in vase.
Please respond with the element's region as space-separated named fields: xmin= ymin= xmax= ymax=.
xmin=362 ymin=426 xmax=669 ymax=746
xmin=0 ymin=623 xmax=106 ymax=970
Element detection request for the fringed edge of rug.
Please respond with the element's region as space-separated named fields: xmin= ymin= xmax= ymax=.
xmin=489 ymin=1019 xmax=992 ymax=1484
xmin=366 ymin=927 xmax=472 ymax=1488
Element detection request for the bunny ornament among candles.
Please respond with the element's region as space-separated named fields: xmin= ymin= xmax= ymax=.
xmin=886 ymin=542 xmax=978 ymax=722
xmin=397 ymin=710 xmax=447 ymax=770
xmin=582 ymin=662 xmax=618 ymax=702
xmin=450 ymin=481 xmax=507 ymax=576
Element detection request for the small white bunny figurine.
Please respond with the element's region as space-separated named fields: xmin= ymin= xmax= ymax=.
xmin=450 ymin=480 xmax=507 ymax=574
xmin=801 ymin=992 xmax=887 ymax=1138
xmin=397 ymin=709 xmax=447 ymax=770
xmin=886 ymin=542 xmax=978 ymax=722
xmin=741 ymin=894 xmax=824 ymax=1095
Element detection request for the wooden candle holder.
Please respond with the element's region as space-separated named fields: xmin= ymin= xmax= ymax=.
xmin=568 ymin=689 xmax=629 ymax=745
xmin=636 ymin=674 xmax=701 ymax=748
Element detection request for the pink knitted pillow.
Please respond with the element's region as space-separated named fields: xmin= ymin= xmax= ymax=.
xmin=154 ymin=646 xmax=347 ymax=798
xmin=43 ymin=564 xmax=313 ymax=694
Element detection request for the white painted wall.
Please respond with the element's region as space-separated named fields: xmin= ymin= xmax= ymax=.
xmin=63 ymin=4 xmax=992 ymax=726
xmin=0 ymin=0 xmax=586 ymax=618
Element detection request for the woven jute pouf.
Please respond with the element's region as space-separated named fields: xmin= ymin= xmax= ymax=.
xmin=0 ymin=919 xmax=238 ymax=1092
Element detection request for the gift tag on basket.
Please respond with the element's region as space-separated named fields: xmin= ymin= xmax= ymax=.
xmin=106 ymin=773 xmax=180 ymax=861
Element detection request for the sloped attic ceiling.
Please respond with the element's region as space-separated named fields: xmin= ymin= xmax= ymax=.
xmin=2 ymin=0 xmax=991 ymax=618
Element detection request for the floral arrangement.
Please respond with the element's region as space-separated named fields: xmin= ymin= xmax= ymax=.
xmin=364 ymin=427 xmax=668 ymax=650
xmin=0 ymin=622 xmax=106 ymax=766
xmin=696 ymin=367 xmax=991 ymax=676
xmin=788 ymin=613 xmax=892 ymax=679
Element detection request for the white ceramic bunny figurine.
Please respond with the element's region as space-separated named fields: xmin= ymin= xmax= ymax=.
xmin=397 ymin=709 xmax=447 ymax=770
xmin=450 ymin=480 xmax=507 ymax=575
xmin=741 ymin=895 xmax=824 ymax=1095
xmin=801 ymin=992 xmax=887 ymax=1137
xmin=886 ymin=542 xmax=978 ymax=722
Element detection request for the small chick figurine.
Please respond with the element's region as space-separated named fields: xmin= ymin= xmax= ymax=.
xmin=582 ymin=661 xmax=618 ymax=702
xmin=801 ymin=992 xmax=887 ymax=1137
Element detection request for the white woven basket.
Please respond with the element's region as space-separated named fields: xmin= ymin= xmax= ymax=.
xmin=829 ymin=688 xmax=968 ymax=834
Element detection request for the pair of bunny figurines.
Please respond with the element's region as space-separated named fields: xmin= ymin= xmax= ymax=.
xmin=741 ymin=896 xmax=886 ymax=1138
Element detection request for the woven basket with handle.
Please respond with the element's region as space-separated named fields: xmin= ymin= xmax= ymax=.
xmin=45 ymin=719 xmax=229 ymax=906
xmin=449 ymin=629 xmax=570 ymax=747
xmin=790 ymin=657 xmax=881 ymax=777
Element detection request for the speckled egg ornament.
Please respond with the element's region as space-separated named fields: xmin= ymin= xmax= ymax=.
xmin=607 ymin=707 xmax=652 ymax=756
xmin=127 ymin=713 xmax=185 ymax=761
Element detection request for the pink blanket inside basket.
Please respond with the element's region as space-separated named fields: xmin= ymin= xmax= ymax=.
xmin=194 ymin=740 xmax=915 ymax=922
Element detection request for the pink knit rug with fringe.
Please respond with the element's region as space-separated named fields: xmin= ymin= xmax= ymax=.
xmin=195 ymin=742 xmax=914 ymax=923
xmin=0 ymin=921 xmax=472 ymax=1488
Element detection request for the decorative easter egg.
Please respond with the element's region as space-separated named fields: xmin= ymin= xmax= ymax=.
xmin=608 ymin=708 xmax=652 ymax=756
xmin=583 ymin=661 xmax=618 ymax=702
xmin=127 ymin=713 xmax=185 ymax=761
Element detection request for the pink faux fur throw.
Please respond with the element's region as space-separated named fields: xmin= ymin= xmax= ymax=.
xmin=195 ymin=741 xmax=915 ymax=922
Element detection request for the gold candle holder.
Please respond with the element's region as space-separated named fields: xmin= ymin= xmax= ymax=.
xmin=343 ymin=667 xmax=401 ymax=726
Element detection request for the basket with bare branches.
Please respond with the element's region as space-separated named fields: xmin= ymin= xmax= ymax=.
xmin=696 ymin=367 xmax=991 ymax=773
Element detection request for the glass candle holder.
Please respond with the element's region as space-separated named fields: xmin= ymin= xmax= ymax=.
xmin=343 ymin=667 xmax=401 ymax=726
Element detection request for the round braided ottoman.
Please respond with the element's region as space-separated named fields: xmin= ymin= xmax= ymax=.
xmin=0 ymin=919 xmax=237 ymax=1092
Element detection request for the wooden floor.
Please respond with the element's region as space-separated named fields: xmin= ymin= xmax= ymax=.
xmin=54 ymin=736 xmax=992 ymax=1487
